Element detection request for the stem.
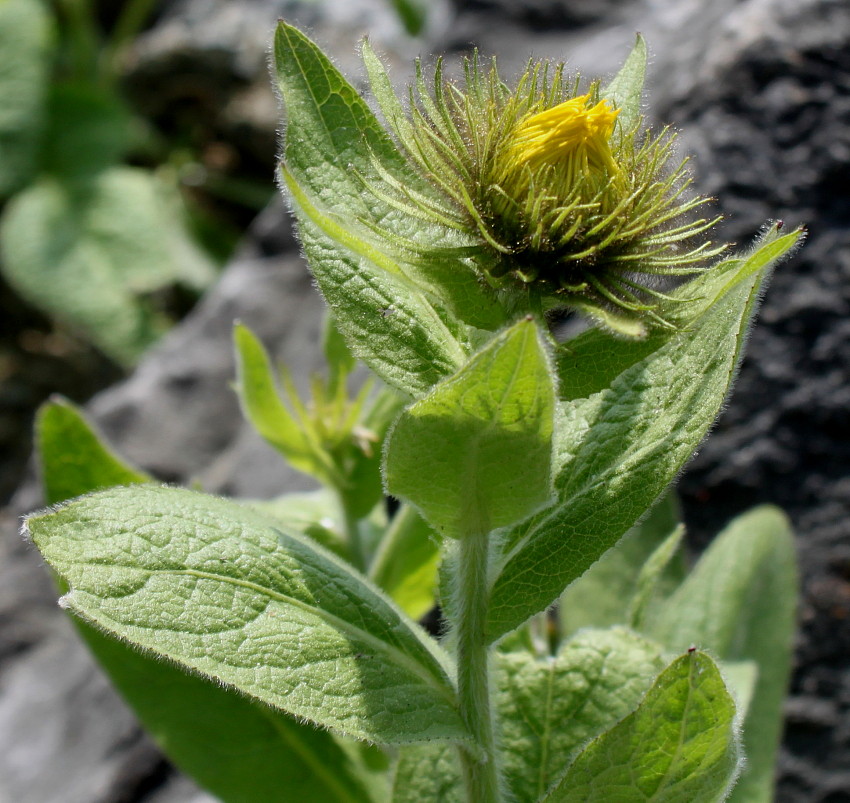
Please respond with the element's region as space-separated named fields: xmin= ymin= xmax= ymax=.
xmin=337 ymin=490 xmax=366 ymax=573
xmin=454 ymin=529 xmax=502 ymax=802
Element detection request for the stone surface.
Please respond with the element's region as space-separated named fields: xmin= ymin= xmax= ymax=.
xmin=1 ymin=0 xmax=848 ymax=800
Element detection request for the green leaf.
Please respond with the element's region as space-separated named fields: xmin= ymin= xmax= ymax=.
xmin=385 ymin=318 xmax=555 ymax=539
xmin=392 ymin=743 xmax=463 ymax=803
xmin=544 ymin=651 xmax=742 ymax=802
xmin=557 ymin=492 xmax=684 ymax=639
xmin=247 ymin=489 xmax=349 ymax=559
xmin=0 ymin=168 xmax=214 ymax=364
xmin=602 ymin=34 xmax=647 ymax=143
xmin=324 ymin=311 xmax=357 ymax=392
xmin=36 ymin=396 xmax=151 ymax=504
xmin=387 ymin=0 xmax=428 ymax=36
xmin=649 ymin=506 xmax=798 ymax=803
xmin=75 ymin=630 xmax=388 ymax=803
xmin=41 ymin=82 xmax=132 ymax=179
xmin=555 ymin=224 xmax=804 ymax=402
xmin=36 ymin=399 xmax=385 ymax=802
xmin=498 ymin=628 xmax=665 ymax=803
xmin=233 ymin=322 xmax=341 ymax=486
xmin=486 ymin=241 xmax=783 ymax=642
xmin=275 ymin=23 xmax=506 ymax=398
xmin=369 ymin=504 xmax=441 ymax=620
xmin=628 ymin=523 xmax=685 ymax=631
xmin=27 ymin=485 xmax=469 ymax=746
xmin=0 ymin=0 xmax=52 ymax=196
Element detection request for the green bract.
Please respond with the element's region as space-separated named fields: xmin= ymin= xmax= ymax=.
xmin=23 ymin=22 xmax=805 ymax=803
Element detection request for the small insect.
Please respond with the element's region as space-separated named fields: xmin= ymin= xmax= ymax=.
xmin=380 ymin=306 xmax=396 ymax=317
xmin=688 ymin=645 xmax=697 ymax=654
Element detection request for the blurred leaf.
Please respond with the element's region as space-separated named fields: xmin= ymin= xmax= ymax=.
xmin=0 ymin=168 xmax=215 ymax=364
xmin=544 ymin=651 xmax=742 ymax=802
xmin=649 ymin=506 xmax=798 ymax=803
xmin=387 ymin=0 xmax=428 ymax=36
xmin=0 ymin=0 xmax=52 ymax=196
xmin=41 ymin=82 xmax=132 ymax=179
xmin=369 ymin=504 xmax=441 ymax=620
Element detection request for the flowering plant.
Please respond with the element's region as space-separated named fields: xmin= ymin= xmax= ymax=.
xmin=26 ymin=24 xmax=802 ymax=802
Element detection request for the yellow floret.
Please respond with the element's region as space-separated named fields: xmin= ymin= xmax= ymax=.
xmin=500 ymin=95 xmax=620 ymax=199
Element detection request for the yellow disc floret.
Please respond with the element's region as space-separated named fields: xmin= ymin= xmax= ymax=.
xmin=505 ymin=95 xmax=620 ymax=194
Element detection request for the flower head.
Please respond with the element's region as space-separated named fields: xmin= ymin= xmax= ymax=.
xmin=365 ymin=50 xmax=725 ymax=333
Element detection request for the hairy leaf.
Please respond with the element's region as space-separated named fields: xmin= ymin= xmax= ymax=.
xmin=602 ymin=34 xmax=647 ymax=143
xmin=544 ymin=651 xmax=741 ymax=802
xmin=385 ymin=318 xmax=554 ymax=538
xmin=37 ymin=402 xmax=386 ymax=802
xmin=487 ymin=232 xmax=797 ymax=641
xmin=498 ymin=628 xmax=664 ymax=802
xmin=27 ymin=486 xmax=468 ymax=746
xmin=37 ymin=396 xmax=151 ymax=503
xmin=274 ymin=22 xmax=506 ymax=397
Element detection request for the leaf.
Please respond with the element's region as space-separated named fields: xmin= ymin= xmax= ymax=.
xmin=385 ymin=318 xmax=555 ymax=539
xmin=627 ymin=523 xmax=685 ymax=631
xmin=324 ymin=311 xmax=357 ymax=392
xmin=557 ymin=492 xmax=684 ymax=639
xmin=0 ymin=0 xmax=51 ymax=196
xmin=27 ymin=485 xmax=469 ymax=746
xmin=76 ymin=630 xmax=388 ymax=803
xmin=36 ymin=399 xmax=386 ymax=802
xmin=649 ymin=506 xmax=798 ymax=803
xmin=486 ymin=237 xmax=788 ymax=642
xmin=498 ymin=628 xmax=665 ymax=803
xmin=274 ymin=23 xmax=506 ymax=397
xmin=41 ymin=82 xmax=132 ymax=179
xmin=36 ymin=396 xmax=151 ymax=503
xmin=233 ymin=323 xmax=341 ymax=486
xmin=602 ymin=34 xmax=647 ymax=143
xmin=555 ymin=224 xmax=804 ymax=402
xmin=544 ymin=651 xmax=742 ymax=802
xmin=391 ymin=743 xmax=463 ymax=803
xmin=369 ymin=504 xmax=441 ymax=620
xmin=387 ymin=0 xmax=429 ymax=36
xmin=247 ymin=489 xmax=349 ymax=559
xmin=0 ymin=168 xmax=214 ymax=364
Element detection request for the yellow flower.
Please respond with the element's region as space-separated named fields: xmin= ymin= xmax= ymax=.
xmin=364 ymin=51 xmax=725 ymax=334
xmin=500 ymin=95 xmax=620 ymax=200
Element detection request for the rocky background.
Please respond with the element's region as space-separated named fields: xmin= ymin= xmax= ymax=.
xmin=1 ymin=0 xmax=848 ymax=800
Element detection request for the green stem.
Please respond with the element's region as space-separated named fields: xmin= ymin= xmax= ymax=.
xmin=337 ymin=490 xmax=366 ymax=573
xmin=454 ymin=529 xmax=502 ymax=802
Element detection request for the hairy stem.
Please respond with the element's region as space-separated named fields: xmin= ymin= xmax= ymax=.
xmin=455 ymin=529 xmax=502 ymax=802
